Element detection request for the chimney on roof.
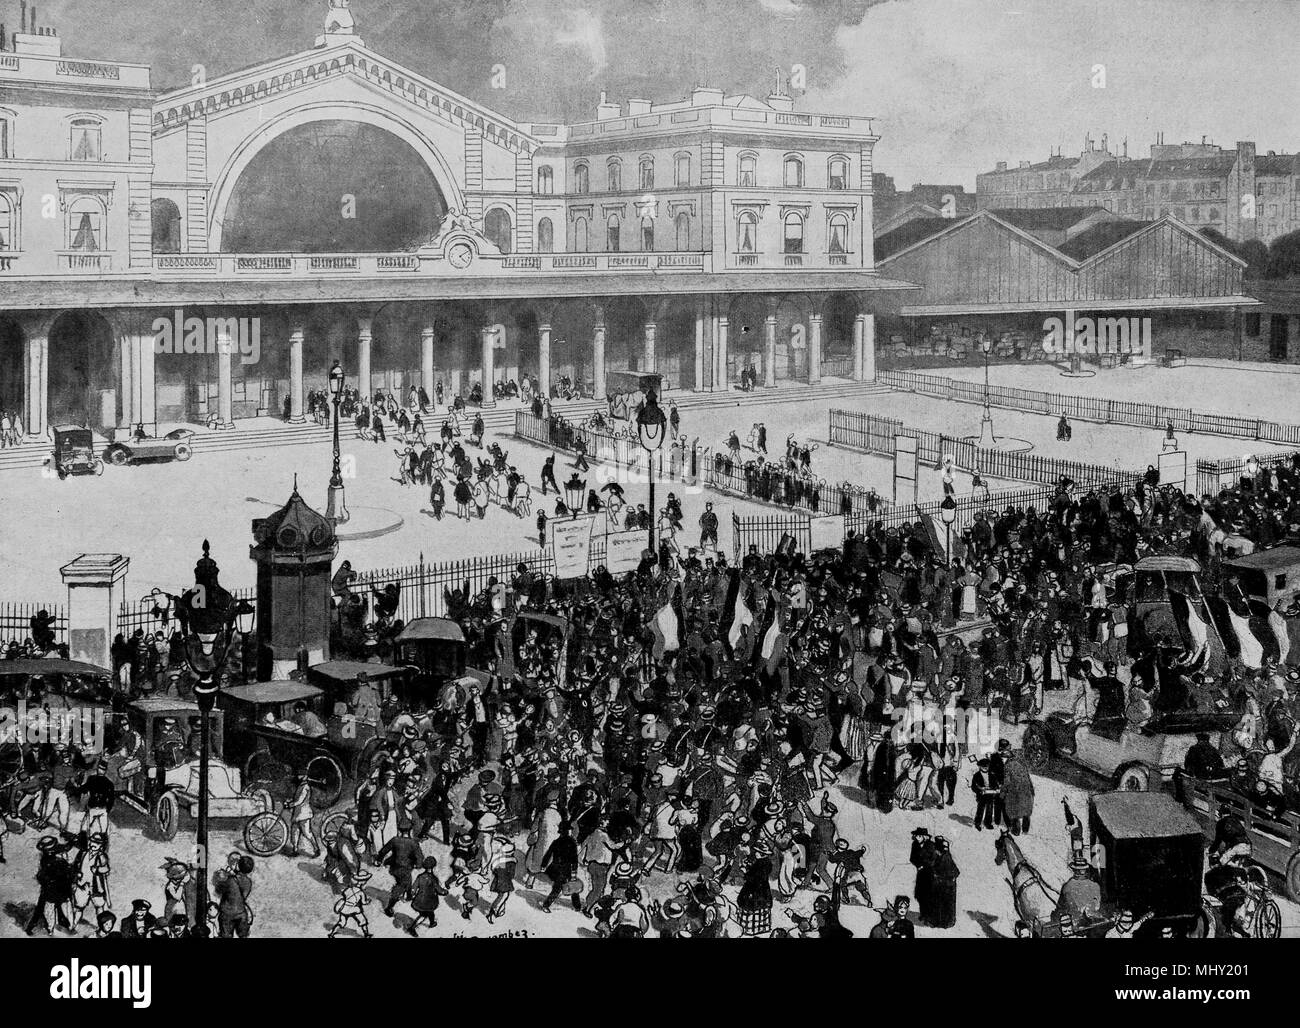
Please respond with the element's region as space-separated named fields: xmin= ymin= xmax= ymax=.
xmin=1101 ymin=132 xmax=1108 ymax=153
xmin=626 ymin=98 xmax=651 ymax=117
xmin=596 ymin=90 xmax=620 ymax=121
xmin=766 ymin=68 xmax=794 ymax=112
xmin=995 ymin=161 xmax=1007 ymax=172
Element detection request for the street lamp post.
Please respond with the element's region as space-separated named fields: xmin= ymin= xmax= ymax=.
xmin=564 ymin=474 xmax=586 ymax=521
xmin=635 ymin=389 xmax=668 ymax=555
xmin=326 ymin=360 xmax=349 ymax=524
xmin=148 ymin=543 xmax=254 ymax=926
xmin=1245 ymin=454 xmax=1260 ymax=492
xmin=940 ymin=495 xmax=958 ymax=627
xmin=978 ymin=336 xmax=995 ymax=446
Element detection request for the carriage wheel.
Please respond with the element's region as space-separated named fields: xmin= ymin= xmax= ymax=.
xmin=244 ymin=751 xmax=291 ymax=792
xmin=154 ymin=791 xmax=180 ymax=842
xmin=1255 ymin=898 xmax=1282 ymax=939
xmin=320 ymin=811 xmax=350 ymax=846
xmin=174 ymin=443 xmax=193 ymax=462
xmin=1020 ymin=723 xmax=1052 ymax=772
xmin=243 ymin=811 xmax=288 ymax=857
xmin=1114 ymin=762 xmax=1153 ymax=792
xmin=1283 ymin=853 xmax=1300 ymax=904
xmin=307 ymin=754 xmax=345 ymax=809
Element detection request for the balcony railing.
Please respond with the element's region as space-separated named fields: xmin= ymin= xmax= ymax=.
xmin=152 ymin=250 xmax=714 ymax=277
xmin=61 ymin=251 xmax=112 ymax=272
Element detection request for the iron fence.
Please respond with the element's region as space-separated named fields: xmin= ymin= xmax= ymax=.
xmin=0 ymin=601 xmax=67 ymax=648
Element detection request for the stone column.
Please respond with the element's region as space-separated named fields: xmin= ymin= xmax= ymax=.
xmin=716 ymin=310 xmax=729 ymax=392
xmin=421 ymin=326 xmax=435 ymax=401
xmin=808 ymin=311 xmax=823 ymax=385
xmin=764 ymin=310 xmax=778 ymax=388
xmin=853 ymin=313 xmax=865 ymax=382
xmin=694 ymin=298 xmax=706 ymax=391
xmin=25 ymin=330 xmax=48 ymax=437
xmin=643 ymin=321 xmax=657 ymax=374
xmin=357 ymin=317 xmax=373 ymax=403
xmin=593 ymin=303 xmax=606 ymax=400
xmin=216 ymin=329 xmax=236 ymax=429
xmin=137 ymin=322 xmax=156 ymax=433
xmin=118 ymin=336 xmax=135 ymax=430
xmin=860 ymin=312 xmax=876 ymax=381
xmin=288 ymin=326 xmax=306 ymax=424
xmin=538 ymin=322 xmax=552 ymax=399
xmin=480 ymin=324 xmax=497 ymax=407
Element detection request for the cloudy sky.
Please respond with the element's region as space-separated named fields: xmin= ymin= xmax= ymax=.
xmin=14 ymin=0 xmax=1298 ymax=186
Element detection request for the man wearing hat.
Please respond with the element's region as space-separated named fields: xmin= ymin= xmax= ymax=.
xmin=1184 ymin=732 xmax=1226 ymax=781
xmin=328 ymin=868 xmax=373 ymax=938
xmin=287 ymin=772 xmax=320 ymax=859
xmin=214 ymin=851 xmax=255 ymax=938
xmin=1055 ymin=854 xmax=1102 ymax=926
xmin=408 ymin=856 xmax=449 ymax=935
xmin=376 ymin=822 xmax=425 ymax=918
xmin=119 ymin=899 xmax=158 ymax=939
xmin=24 ymin=834 xmax=75 ymax=935
xmin=161 ymin=857 xmax=197 ymax=927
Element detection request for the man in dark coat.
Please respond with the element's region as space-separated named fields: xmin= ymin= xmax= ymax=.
xmin=377 ymin=823 xmax=425 ymax=917
xmin=972 ymin=758 xmax=998 ymax=830
xmin=408 ymin=856 xmax=449 ymax=935
xmin=871 ymin=734 xmax=896 ymax=812
xmin=539 ymin=821 xmax=581 ymax=912
xmin=909 ymin=827 xmax=935 ymax=923
xmin=927 ymin=837 xmax=960 ymax=928
xmin=24 ymin=835 xmax=75 ymax=935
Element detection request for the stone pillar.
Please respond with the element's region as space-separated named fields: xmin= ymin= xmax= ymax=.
xmin=716 ymin=309 xmax=729 ymax=392
xmin=643 ymin=321 xmax=657 ymax=374
xmin=694 ymin=299 xmax=706 ymax=391
xmin=421 ymin=326 xmax=435 ymax=400
xmin=137 ymin=323 xmax=156 ymax=433
xmin=593 ymin=304 xmax=606 ymax=399
xmin=216 ymin=329 xmax=236 ymax=429
xmin=60 ymin=554 xmax=130 ymax=671
xmin=538 ymin=322 xmax=552 ymax=399
xmin=808 ymin=312 xmax=823 ymax=385
xmin=118 ymin=336 xmax=135 ymax=430
xmin=357 ymin=317 xmax=373 ymax=403
xmin=24 ymin=330 xmax=48 ymax=437
xmin=288 ymin=326 xmax=306 ymax=424
xmin=860 ymin=313 xmax=876 ymax=381
xmin=765 ymin=311 xmax=778 ymax=388
xmin=480 ymin=324 xmax=497 ymax=407
xmin=853 ymin=314 xmax=865 ymax=382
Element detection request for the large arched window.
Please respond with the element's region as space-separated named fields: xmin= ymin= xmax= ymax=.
xmin=783 ymin=154 xmax=804 ymax=188
xmin=641 ymin=215 xmax=654 ymax=252
xmin=151 ymin=198 xmax=182 ymax=254
xmin=828 ymin=212 xmax=849 ymax=254
xmin=0 ymin=192 xmax=15 ymax=251
xmin=675 ymin=212 xmax=690 ymax=250
xmin=606 ymin=213 xmax=620 ymax=252
xmin=536 ymin=165 xmax=554 ymax=194
xmin=639 ymin=155 xmax=655 ymax=191
xmin=572 ymin=217 xmax=589 ymax=251
xmin=607 ymin=158 xmax=622 ymax=192
xmin=69 ymin=116 xmax=103 ymax=161
xmin=574 ymin=162 xmax=590 ymax=194
xmin=537 ymin=217 xmax=554 ymax=253
xmin=737 ymin=210 xmax=758 ymax=253
xmin=674 ymin=152 xmax=691 ymax=187
xmin=484 ymin=208 xmax=513 ymax=254
xmin=828 ymin=155 xmax=849 ymax=191
xmin=738 ymin=153 xmax=757 ymax=188
xmin=68 ymin=196 xmax=105 ymax=251
xmin=783 ymin=211 xmax=804 ymax=254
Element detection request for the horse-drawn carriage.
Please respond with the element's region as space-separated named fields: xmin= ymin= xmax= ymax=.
xmin=107 ymin=697 xmax=288 ymax=856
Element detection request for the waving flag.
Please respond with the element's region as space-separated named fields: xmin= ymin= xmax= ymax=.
xmin=650 ymin=585 xmax=684 ymax=660
xmin=1225 ymin=602 xmax=1264 ymax=669
xmin=1268 ymin=606 xmax=1291 ymax=666
xmin=722 ymin=571 xmax=753 ymax=656
xmin=1168 ymin=590 xmax=1209 ymax=662
xmin=752 ymin=593 xmax=788 ymax=675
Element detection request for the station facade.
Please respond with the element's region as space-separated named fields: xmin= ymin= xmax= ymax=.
xmin=0 ymin=4 xmax=915 ymax=437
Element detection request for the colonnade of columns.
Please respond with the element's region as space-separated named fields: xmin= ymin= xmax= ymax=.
xmin=8 ymin=294 xmax=879 ymax=438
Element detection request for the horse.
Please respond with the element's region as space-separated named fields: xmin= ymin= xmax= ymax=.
xmin=993 ymin=830 xmax=1059 ymax=935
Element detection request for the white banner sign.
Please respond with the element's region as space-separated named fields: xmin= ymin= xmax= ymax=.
xmin=808 ymin=514 xmax=845 ymax=553
xmin=550 ymin=516 xmax=594 ymax=579
xmin=1157 ymin=449 xmax=1188 ymax=493
xmin=605 ymin=529 xmax=649 ymax=574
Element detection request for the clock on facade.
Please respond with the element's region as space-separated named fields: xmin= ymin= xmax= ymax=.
xmin=447 ymin=241 xmax=474 ymax=269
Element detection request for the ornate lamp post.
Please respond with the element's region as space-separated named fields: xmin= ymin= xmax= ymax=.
xmin=564 ymin=473 xmax=586 ymax=521
xmin=635 ymin=389 xmax=668 ymax=553
xmin=147 ymin=542 xmax=254 ymax=921
xmin=326 ymin=360 xmax=349 ymax=524
xmin=978 ymin=336 xmax=995 ymax=445
xmin=939 ymin=495 xmax=958 ymax=627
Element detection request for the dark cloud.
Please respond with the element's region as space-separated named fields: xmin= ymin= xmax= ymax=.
xmin=15 ymin=0 xmax=886 ymax=119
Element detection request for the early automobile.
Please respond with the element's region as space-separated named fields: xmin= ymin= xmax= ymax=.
xmin=105 ymin=697 xmax=287 ymax=856
xmin=0 ymin=658 xmax=117 ymax=776
xmin=217 ymin=679 xmax=353 ymax=808
xmin=46 ymin=425 xmax=104 ymax=479
xmin=1021 ymin=709 xmax=1237 ymax=792
xmin=103 ymin=428 xmax=195 ymax=467
xmin=1088 ymin=791 xmax=1212 ymax=937
xmin=393 ymin=617 xmax=469 ymax=685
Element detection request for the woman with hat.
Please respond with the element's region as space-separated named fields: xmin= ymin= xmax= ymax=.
xmin=486 ymin=837 xmax=518 ymax=923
